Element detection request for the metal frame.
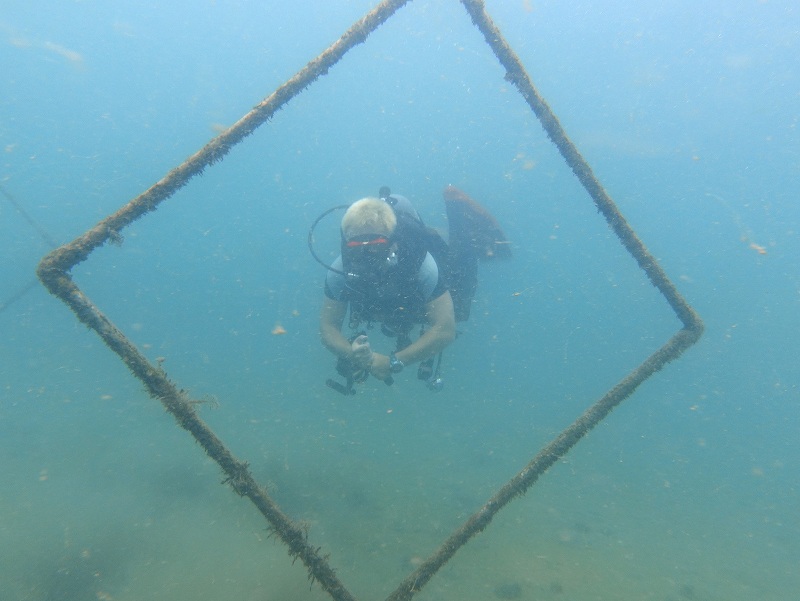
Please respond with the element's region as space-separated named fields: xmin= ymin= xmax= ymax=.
xmin=36 ymin=2 xmax=703 ymax=600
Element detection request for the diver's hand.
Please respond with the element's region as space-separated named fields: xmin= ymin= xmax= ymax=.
xmin=350 ymin=335 xmax=373 ymax=370
xmin=369 ymin=353 xmax=392 ymax=382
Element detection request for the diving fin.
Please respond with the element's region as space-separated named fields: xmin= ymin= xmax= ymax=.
xmin=442 ymin=185 xmax=511 ymax=322
xmin=443 ymin=185 xmax=512 ymax=260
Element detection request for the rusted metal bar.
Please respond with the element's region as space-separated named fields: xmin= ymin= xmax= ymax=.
xmin=380 ymin=2 xmax=704 ymax=599
xmin=460 ymin=0 xmax=703 ymax=333
xmin=36 ymin=2 xmax=415 ymax=600
xmin=384 ymin=329 xmax=699 ymax=601
xmin=38 ymin=0 xmax=413 ymax=274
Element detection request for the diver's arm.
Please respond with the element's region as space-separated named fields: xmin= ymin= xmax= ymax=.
xmin=320 ymin=296 xmax=352 ymax=357
xmin=401 ymin=291 xmax=457 ymax=363
xmin=369 ymin=291 xmax=456 ymax=381
xmin=320 ymin=296 xmax=373 ymax=368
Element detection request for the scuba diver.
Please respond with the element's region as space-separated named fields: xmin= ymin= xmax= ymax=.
xmin=310 ymin=185 xmax=511 ymax=394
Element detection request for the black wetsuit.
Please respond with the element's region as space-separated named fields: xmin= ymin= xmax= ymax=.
xmin=325 ymin=195 xmax=449 ymax=340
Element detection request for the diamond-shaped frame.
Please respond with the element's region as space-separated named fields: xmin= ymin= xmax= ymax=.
xmin=37 ymin=1 xmax=703 ymax=600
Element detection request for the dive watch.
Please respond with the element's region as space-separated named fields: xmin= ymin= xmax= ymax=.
xmin=389 ymin=352 xmax=404 ymax=374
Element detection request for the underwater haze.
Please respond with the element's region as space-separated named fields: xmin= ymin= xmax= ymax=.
xmin=1 ymin=1 xmax=798 ymax=600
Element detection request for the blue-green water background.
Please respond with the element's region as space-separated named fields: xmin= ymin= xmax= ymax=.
xmin=2 ymin=1 xmax=798 ymax=600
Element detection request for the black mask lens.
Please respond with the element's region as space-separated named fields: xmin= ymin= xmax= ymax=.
xmin=344 ymin=234 xmax=391 ymax=274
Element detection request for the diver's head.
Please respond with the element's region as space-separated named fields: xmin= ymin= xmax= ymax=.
xmin=341 ymin=197 xmax=398 ymax=276
xmin=342 ymin=197 xmax=396 ymax=239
